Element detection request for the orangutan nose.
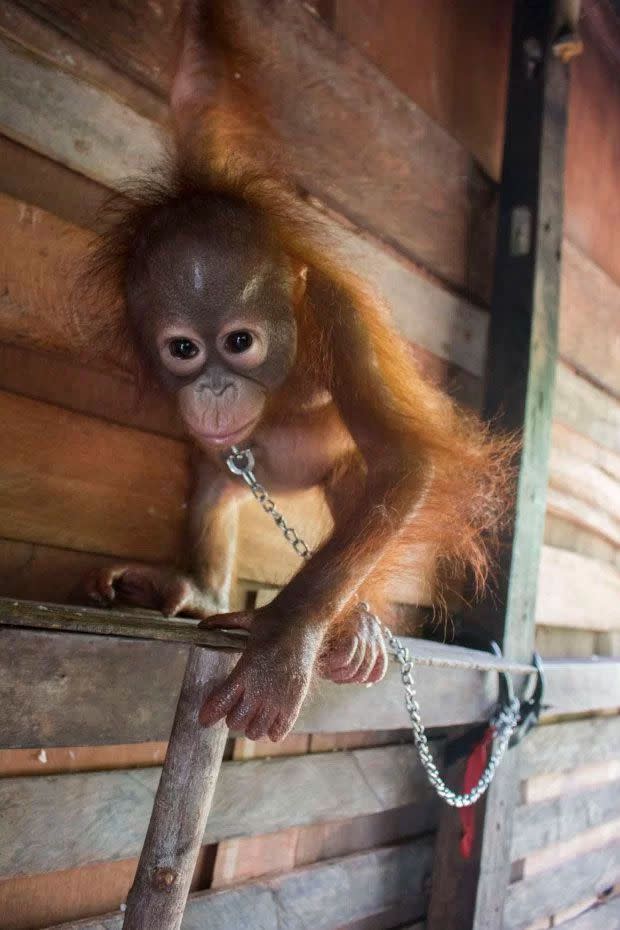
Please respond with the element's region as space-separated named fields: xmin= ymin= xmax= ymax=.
xmin=197 ymin=373 xmax=234 ymax=397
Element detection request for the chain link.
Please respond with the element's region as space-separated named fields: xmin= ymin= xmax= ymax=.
xmin=226 ymin=446 xmax=520 ymax=807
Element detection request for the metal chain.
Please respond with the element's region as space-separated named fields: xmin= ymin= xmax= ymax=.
xmin=227 ymin=446 xmax=314 ymax=559
xmin=226 ymin=446 xmax=520 ymax=807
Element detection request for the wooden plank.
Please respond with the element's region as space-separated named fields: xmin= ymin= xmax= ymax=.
xmin=534 ymin=625 xmax=597 ymax=659
xmin=0 ymin=859 xmax=141 ymax=930
xmin=0 ymin=192 xmax=97 ymax=358
xmin=9 ymin=0 xmax=495 ymax=297
xmin=524 ymin=759 xmax=620 ymax=805
xmin=0 ymin=744 xmax=434 ymax=876
xmin=0 ymin=343 xmax=182 ymax=438
xmin=0 ymin=390 xmax=189 ymax=562
xmin=0 ymin=540 xmax=130 ymax=604
xmin=315 ymin=205 xmax=489 ymax=379
xmin=0 ymin=389 xmax=431 ymax=603
xmin=0 ymin=132 xmax=108 ymax=232
xmin=536 ymin=546 xmax=620 ymax=631
xmin=550 ymin=896 xmax=620 ymax=930
xmin=544 ymin=515 xmax=620 ymax=572
xmin=520 ymin=717 xmax=620 ymax=780
xmin=554 ymin=363 xmax=620 ymax=456
xmin=521 ymin=819 xmax=620 ymax=881
xmin=504 ymin=842 xmax=620 ymax=930
xmin=41 ymin=839 xmax=433 ymax=930
xmin=0 ymin=599 xmax=534 ymax=672
xmin=0 ymin=390 xmax=319 ymax=586
xmin=428 ymin=4 xmax=570 ymax=929
xmin=0 ymin=743 xmax=168 ymax=778
xmin=0 ymin=33 xmax=165 ymax=187
xmin=1 ymin=619 xmax=618 ymax=748
xmin=547 ymin=424 xmax=620 ymax=547
xmin=512 ymin=781 xmax=620 ymax=859
xmin=315 ymin=0 xmax=511 ymax=181
xmin=565 ymin=5 xmax=620 ymax=289
xmin=559 ymin=241 xmax=620 ymax=396
xmin=0 ymin=1 xmax=165 ymax=122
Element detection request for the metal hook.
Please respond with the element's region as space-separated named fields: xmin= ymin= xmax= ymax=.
xmin=509 ymin=652 xmax=545 ymax=748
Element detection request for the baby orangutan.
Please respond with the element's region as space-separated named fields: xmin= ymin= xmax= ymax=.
xmin=80 ymin=1 xmax=511 ymax=742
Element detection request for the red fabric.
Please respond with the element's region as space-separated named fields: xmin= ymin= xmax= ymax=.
xmin=459 ymin=727 xmax=494 ymax=859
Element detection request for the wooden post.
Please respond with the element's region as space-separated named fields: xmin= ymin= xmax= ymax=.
xmin=122 ymin=645 xmax=238 ymax=930
xmin=427 ymin=1 xmax=573 ymax=928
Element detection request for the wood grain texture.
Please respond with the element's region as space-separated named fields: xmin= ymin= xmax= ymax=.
xmin=504 ymin=842 xmax=620 ymax=930
xmin=546 ymin=424 xmax=620 ymax=547
xmin=512 ymin=781 xmax=620 ymax=860
xmin=0 ymin=390 xmax=190 ymax=562
xmin=8 ymin=0 xmax=495 ymax=296
xmin=0 ymin=343 xmax=182 ymax=437
xmin=554 ymin=364 xmax=620 ymax=456
xmin=559 ymin=241 xmax=620 ymax=397
xmin=520 ymin=717 xmax=620 ymax=780
xmin=0 ymin=192 xmax=94 ymax=357
xmin=40 ymin=839 xmax=433 ymax=930
xmin=314 ymin=0 xmax=512 ymax=181
xmin=122 ymin=647 xmax=234 ymax=929
xmin=536 ymin=546 xmax=620 ymax=631
xmin=565 ymin=8 xmax=620 ymax=289
xmin=1 ymin=620 xmax=618 ymax=748
xmin=0 ymin=133 xmax=109 ymax=232
xmin=0 ymin=744 xmax=433 ymax=877
xmin=0 ymin=33 xmax=165 ymax=187
xmin=545 ymin=515 xmax=620 ymax=572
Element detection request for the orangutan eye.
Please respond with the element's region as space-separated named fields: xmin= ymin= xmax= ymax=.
xmin=224 ymin=330 xmax=253 ymax=353
xmin=169 ymin=338 xmax=200 ymax=360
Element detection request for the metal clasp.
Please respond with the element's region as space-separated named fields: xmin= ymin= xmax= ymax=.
xmin=226 ymin=446 xmax=255 ymax=478
xmin=509 ymin=652 xmax=545 ymax=748
xmin=444 ymin=634 xmax=544 ymax=764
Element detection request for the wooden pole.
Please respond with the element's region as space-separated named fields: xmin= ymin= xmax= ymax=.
xmin=122 ymin=645 xmax=238 ymax=930
xmin=427 ymin=1 xmax=574 ymax=928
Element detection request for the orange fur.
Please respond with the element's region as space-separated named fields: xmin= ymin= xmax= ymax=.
xmin=83 ymin=0 xmax=517 ymax=621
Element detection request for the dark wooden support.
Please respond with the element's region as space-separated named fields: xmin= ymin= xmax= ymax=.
xmin=122 ymin=646 xmax=237 ymax=930
xmin=427 ymin=2 xmax=573 ymax=929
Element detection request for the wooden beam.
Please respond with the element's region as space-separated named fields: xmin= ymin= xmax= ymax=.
xmin=504 ymin=842 xmax=620 ymax=930
xmin=0 ymin=744 xmax=436 ymax=877
xmin=1 ymin=613 xmax=619 ymax=748
xmin=428 ymin=3 xmax=571 ymax=928
xmin=0 ymin=32 xmax=165 ymax=187
xmin=0 ymin=598 xmax=532 ymax=671
xmin=40 ymin=839 xmax=433 ymax=930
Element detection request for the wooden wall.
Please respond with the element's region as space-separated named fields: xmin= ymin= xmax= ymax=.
xmin=0 ymin=0 xmax=619 ymax=927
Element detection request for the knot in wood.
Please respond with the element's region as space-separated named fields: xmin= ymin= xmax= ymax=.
xmin=153 ymin=867 xmax=178 ymax=891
